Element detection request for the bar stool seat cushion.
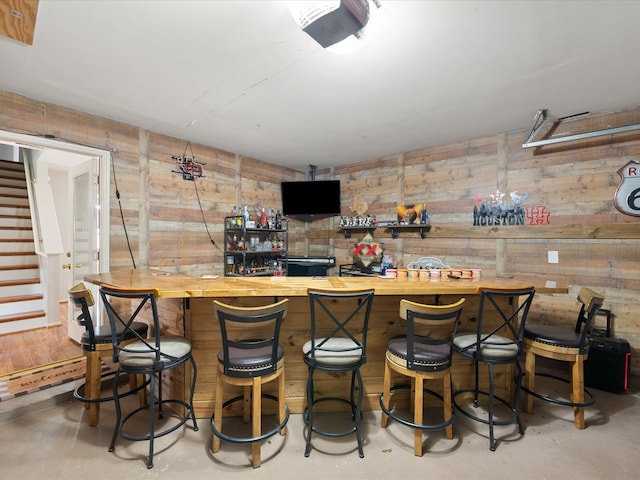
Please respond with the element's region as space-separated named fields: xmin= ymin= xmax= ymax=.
xmin=524 ymin=324 xmax=583 ymax=348
xmin=302 ymin=337 xmax=363 ymax=366
xmin=118 ymin=337 xmax=192 ymax=368
xmin=218 ymin=345 xmax=284 ymax=375
xmin=80 ymin=322 xmax=148 ymax=349
xmin=386 ymin=337 xmax=450 ymax=371
xmin=454 ymin=333 xmax=519 ymax=359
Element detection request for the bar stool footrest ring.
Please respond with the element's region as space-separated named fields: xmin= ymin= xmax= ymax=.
xmin=73 ymin=370 xmax=150 ymax=404
xmin=210 ymin=393 xmax=290 ymax=444
xmin=452 ymin=389 xmax=518 ymax=427
xmin=113 ymin=398 xmax=198 ymax=446
xmin=522 ymin=371 xmax=596 ymax=408
xmin=379 ymin=384 xmax=455 ymax=431
xmin=303 ymin=396 xmax=362 ymax=438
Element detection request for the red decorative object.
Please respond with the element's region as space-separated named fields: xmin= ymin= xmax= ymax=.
xmin=525 ymin=206 xmax=551 ymax=225
xmin=172 ymin=155 xmax=205 ymax=181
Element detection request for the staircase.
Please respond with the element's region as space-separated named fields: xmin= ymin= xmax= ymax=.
xmin=0 ymin=159 xmax=45 ymax=334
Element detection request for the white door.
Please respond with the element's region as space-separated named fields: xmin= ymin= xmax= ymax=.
xmin=67 ymin=160 xmax=101 ymax=342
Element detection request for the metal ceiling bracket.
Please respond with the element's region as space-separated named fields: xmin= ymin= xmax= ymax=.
xmin=522 ymin=108 xmax=640 ymax=148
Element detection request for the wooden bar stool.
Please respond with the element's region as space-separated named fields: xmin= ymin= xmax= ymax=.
xmin=380 ymin=297 xmax=465 ymax=456
xmin=522 ymin=287 xmax=604 ymax=429
xmin=68 ymin=283 xmax=148 ymax=426
xmin=210 ymin=298 xmax=290 ymax=469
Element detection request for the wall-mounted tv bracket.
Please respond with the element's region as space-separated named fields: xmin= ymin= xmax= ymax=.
xmin=523 ymin=108 xmax=640 ymax=148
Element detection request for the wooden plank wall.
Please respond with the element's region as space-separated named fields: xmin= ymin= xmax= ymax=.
xmin=0 ymin=91 xmax=638 ymax=384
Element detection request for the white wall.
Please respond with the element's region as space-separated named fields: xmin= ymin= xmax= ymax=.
xmin=49 ymin=169 xmax=70 ymax=302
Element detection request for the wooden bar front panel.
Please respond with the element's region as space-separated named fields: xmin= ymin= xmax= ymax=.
xmin=188 ymin=293 xmax=512 ymax=419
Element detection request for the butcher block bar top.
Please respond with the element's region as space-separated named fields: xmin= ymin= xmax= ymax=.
xmin=85 ymin=268 xmax=567 ymax=298
xmin=84 ymin=269 xmax=568 ymax=418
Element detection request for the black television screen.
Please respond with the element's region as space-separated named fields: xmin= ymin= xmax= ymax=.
xmin=281 ymin=180 xmax=341 ymax=221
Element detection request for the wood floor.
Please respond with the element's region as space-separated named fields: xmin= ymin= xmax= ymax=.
xmin=0 ymin=302 xmax=83 ymax=376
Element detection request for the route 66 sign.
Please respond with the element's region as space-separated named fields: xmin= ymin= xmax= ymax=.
xmin=614 ymin=161 xmax=640 ymax=216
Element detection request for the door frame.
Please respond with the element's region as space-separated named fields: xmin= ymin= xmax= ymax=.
xmin=0 ymin=129 xmax=110 ymax=331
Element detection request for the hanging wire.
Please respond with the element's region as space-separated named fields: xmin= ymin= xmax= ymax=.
xmin=111 ymin=156 xmax=137 ymax=268
xmin=193 ymin=178 xmax=216 ymax=247
xmin=183 ymin=141 xmax=216 ymax=247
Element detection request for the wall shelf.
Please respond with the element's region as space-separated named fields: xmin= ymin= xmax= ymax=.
xmin=338 ymin=226 xmax=375 ymax=239
xmin=386 ymin=224 xmax=431 ymax=239
xmin=321 ymin=223 xmax=640 ymax=241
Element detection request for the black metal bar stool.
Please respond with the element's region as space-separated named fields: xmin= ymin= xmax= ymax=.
xmin=100 ymin=286 xmax=199 ymax=469
xmin=522 ymin=287 xmax=604 ymax=429
xmin=303 ymin=288 xmax=375 ymax=458
xmin=210 ymin=298 xmax=290 ymax=468
xmin=379 ymin=297 xmax=465 ymax=456
xmin=68 ymin=283 xmax=148 ymax=426
xmin=452 ymin=287 xmax=535 ymax=451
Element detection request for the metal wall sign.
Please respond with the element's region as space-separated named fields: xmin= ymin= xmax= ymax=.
xmin=614 ymin=161 xmax=640 ymax=217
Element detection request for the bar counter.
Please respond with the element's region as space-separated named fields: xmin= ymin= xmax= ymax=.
xmin=86 ymin=269 xmax=568 ymax=418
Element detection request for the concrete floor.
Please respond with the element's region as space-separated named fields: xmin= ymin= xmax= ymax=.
xmin=1 ymin=377 xmax=638 ymax=480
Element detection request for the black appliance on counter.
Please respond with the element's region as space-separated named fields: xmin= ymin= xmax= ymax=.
xmin=339 ymin=262 xmax=383 ymax=277
xmin=288 ymin=256 xmax=336 ymax=277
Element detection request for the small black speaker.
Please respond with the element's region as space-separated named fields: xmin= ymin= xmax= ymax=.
xmin=585 ymin=335 xmax=631 ymax=393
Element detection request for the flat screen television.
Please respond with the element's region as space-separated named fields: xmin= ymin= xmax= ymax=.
xmin=281 ymin=180 xmax=341 ymax=221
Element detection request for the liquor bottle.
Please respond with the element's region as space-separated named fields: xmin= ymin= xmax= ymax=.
xmin=243 ymin=205 xmax=250 ymax=225
xmin=275 ymin=209 xmax=282 ymax=230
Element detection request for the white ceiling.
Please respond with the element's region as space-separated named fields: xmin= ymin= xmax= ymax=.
xmin=1 ymin=0 xmax=640 ymax=171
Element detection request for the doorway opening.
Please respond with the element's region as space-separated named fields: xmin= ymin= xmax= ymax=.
xmin=0 ymin=129 xmax=110 ymax=378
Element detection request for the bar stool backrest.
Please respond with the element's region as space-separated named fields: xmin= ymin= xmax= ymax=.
xmin=305 ymin=288 xmax=375 ymax=368
xmin=213 ymin=299 xmax=289 ymax=378
xmin=465 ymin=287 xmax=536 ymax=362
xmin=399 ymin=297 xmax=465 ymax=372
xmin=69 ymin=283 xmax=97 ymax=348
xmin=573 ymin=287 xmax=606 ymax=353
xmin=99 ymin=286 xmax=162 ymax=366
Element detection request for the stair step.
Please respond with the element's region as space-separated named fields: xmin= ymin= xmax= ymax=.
xmin=0 ymin=215 xmax=31 ymax=221
xmin=0 ymin=173 xmax=26 ymax=181
xmin=0 ymin=251 xmax=36 ymax=256
xmin=0 ymin=226 xmax=32 ymax=230
xmin=0 ymin=160 xmax=25 ymax=172
xmin=0 ymin=193 xmax=28 ymax=200
xmin=0 ymin=293 xmax=43 ymax=304
xmin=0 ymin=264 xmax=39 ymax=271
xmin=0 ymin=277 xmax=40 ymax=288
xmin=0 ymin=178 xmax=27 ymax=187
xmin=0 ymin=310 xmax=46 ymax=324
xmin=0 ymin=282 xmax=42 ymax=297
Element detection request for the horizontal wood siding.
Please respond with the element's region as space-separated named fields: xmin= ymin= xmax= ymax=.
xmin=1 ymin=91 xmax=638 ymax=384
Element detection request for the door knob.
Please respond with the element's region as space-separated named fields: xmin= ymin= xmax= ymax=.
xmin=62 ymin=264 xmax=71 ymax=270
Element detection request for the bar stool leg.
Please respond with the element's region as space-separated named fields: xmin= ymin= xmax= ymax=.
xmin=87 ymin=352 xmax=101 ymax=426
xmin=252 ymin=378 xmax=261 ymax=468
xmin=444 ymin=371 xmax=453 ymax=439
xmin=414 ymin=375 xmax=424 ymax=456
xmin=488 ymin=363 xmax=496 ymax=452
xmin=304 ymin=368 xmax=314 ymax=457
xmin=212 ymin=376 xmax=224 ymax=453
xmin=523 ymin=348 xmax=536 ymax=413
xmin=571 ymin=360 xmax=585 ymax=429
xmin=380 ymin=360 xmax=392 ymax=428
xmin=279 ymin=369 xmax=287 ymax=436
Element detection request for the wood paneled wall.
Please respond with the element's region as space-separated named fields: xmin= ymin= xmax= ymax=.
xmin=1 ymin=91 xmax=638 ymax=383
